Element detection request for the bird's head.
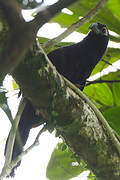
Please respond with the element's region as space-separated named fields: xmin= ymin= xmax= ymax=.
xmin=89 ymin=22 xmax=109 ymax=37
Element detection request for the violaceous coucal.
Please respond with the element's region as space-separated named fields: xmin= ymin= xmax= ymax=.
xmin=5 ymin=22 xmax=109 ymax=177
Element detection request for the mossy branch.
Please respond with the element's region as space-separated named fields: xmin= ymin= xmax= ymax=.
xmin=11 ymin=44 xmax=120 ymax=179
xmin=63 ymin=76 xmax=120 ymax=154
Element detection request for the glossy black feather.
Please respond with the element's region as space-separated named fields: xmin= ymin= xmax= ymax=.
xmin=48 ymin=30 xmax=109 ymax=89
xmin=5 ymin=23 xmax=109 ymax=177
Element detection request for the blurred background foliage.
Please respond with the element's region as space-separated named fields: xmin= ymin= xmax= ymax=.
xmin=1 ymin=0 xmax=120 ymax=179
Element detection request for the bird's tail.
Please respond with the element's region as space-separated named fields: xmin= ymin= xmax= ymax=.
xmin=4 ymin=101 xmax=41 ymax=177
xmin=5 ymin=125 xmax=30 ymax=177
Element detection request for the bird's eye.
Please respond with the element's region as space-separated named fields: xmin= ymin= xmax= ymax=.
xmin=101 ymin=27 xmax=106 ymax=34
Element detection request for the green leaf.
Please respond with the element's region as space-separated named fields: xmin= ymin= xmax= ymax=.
xmin=0 ymin=92 xmax=13 ymax=123
xmin=84 ymin=83 xmax=114 ymax=107
xmin=12 ymin=80 xmax=19 ymax=90
xmin=46 ymin=143 xmax=86 ymax=180
xmin=91 ymin=48 xmax=120 ymax=76
xmin=112 ymin=82 xmax=120 ymax=106
xmin=107 ymin=0 xmax=120 ymax=19
xmin=98 ymin=70 xmax=120 ymax=82
xmin=103 ymin=106 xmax=120 ymax=135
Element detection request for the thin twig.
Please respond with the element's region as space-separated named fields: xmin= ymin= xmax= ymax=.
xmin=101 ymin=59 xmax=113 ymax=66
xmin=101 ymin=59 xmax=120 ymax=71
xmin=0 ymin=124 xmax=47 ymax=179
xmin=0 ymin=98 xmax=26 ymax=179
xmin=86 ymin=79 xmax=120 ymax=86
xmin=42 ymin=0 xmax=108 ymax=51
xmin=20 ymin=124 xmax=47 ymax=155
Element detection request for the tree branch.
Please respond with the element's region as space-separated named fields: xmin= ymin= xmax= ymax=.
xmin=0 ymin=0 xmax=23 ymax=29
xmin=11 ymin=45 xmax=120 ymax=179
xmin=63 ymin=76 xmax=120 ymax=154
xmin=0 ymin=0 xmax=78 ymax=80
xmin=42 ymin=0 xmax=108 ymax=51
xmin=0 ymin=0 xmax=33 ymax=79
xmin=86 ymin=79 xmax=120 ymax=86
xmin=13 ymin=124 xmax=47 ymax=161
xmin=31 ymin=0 xmax=79 ymax=33
xmin=0 ymin=98 xmax=26 ymax=179
xmin=0 ymin=124 xmax=47 ymax=179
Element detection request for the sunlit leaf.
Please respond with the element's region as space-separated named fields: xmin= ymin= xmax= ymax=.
xmin=112 ymin=82 xmax=120 ymax=106
xmin=46 ymin=143 xmax=86 ymax=180
xmin=91 ymin=48 xmax=120 ymax=76
xmin=107 ymin=0 xmax=120 ymax=19
xmin=12 ymin=80 xmax=19 ymax=90
xmin=84 ymin=83 xmax=114 ymax=106
xmin=103 ymin=106 xmax=120 ymax=135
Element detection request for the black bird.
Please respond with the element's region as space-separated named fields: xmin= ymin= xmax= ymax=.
xmin=48 ymin=22 xmax=109 ymax=90
xmin=5 ymin=22 xmax=109 ymax=177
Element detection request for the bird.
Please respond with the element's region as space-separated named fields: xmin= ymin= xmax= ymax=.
xmin=5 ymin=22 xmax=109 ymax=177
xmin=48 ymin=22 xmax=109 ymax=90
